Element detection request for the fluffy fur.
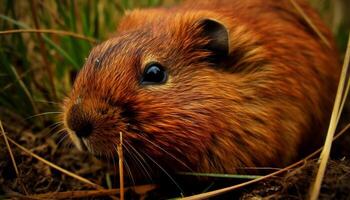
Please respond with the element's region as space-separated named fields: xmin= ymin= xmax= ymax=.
xmin=63 ymin=0 xmax=340 ymax=174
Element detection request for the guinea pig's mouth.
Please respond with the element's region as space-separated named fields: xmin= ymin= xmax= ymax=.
xmin=67 ymin=129 xmax=89 ymax=151
xmin=66 ymin=127 xmax=122 ymax=156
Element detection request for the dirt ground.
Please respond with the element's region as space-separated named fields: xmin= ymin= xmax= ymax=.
xmin=0 ymin=109 xmax=349 ymax=200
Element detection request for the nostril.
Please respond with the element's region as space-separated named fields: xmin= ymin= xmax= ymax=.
xmin=66 ymin=104 xmax=94 ymax=138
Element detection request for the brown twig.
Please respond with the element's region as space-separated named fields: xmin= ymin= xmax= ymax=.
xmin=0 ymin=120 xmax=28 ymax=195
xmin=118 ymin=132 xmax=125 ymax=200
xmin=0 ymin=29 xmax=96 ymax=43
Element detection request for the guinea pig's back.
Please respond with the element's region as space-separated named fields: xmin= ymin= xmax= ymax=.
xmin=180 ymin=0 xmax=340 ymax=155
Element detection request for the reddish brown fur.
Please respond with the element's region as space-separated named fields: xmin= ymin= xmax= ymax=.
xmin=63 ymin=0 xmax=340 ymax=174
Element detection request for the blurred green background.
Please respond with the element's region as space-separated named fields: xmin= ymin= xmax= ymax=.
xmin=0 ymin=0 xmax=349 ymax=128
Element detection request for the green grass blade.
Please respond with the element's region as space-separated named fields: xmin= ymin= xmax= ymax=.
xmin=43 ymin=36 xmax=80 ymax=69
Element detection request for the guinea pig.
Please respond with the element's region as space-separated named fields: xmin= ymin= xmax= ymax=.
xmin=62 ymin=0 xmax=340 ymax=174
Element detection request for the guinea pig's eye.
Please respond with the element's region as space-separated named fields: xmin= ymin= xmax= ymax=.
xmin=141 ymin=62 xmax=167 ymax=85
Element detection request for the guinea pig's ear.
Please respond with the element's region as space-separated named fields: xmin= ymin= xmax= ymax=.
xmin=199 ymin=19 xmax=229 ymax=64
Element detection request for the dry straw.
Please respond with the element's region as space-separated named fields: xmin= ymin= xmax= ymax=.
xmin=118 ymin=132 xmax=125 ymax=200
xmin=1 ymin=127 xmax=156 ymax=199
xmin=24 ymin=184 xmax=156 ymax=199
xmin=0 ymin=29 xmax=97 ymax=43
xmin=0 ymin=121 xmax=28 ymax=194
xmin=3 ymin=133 xmax=102 ymax=190
xmin=309 ymin=33 xmax=350 ymax=200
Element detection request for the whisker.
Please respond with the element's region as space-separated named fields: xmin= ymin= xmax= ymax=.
xmin=64 ymin=139 xmax=73 ymax=149
xmin=124 ymin=159 xmax=135 ymax=187
xmin=137 ymin=133 xmax=192 ymax=172
xmin=113 ymin=144 xmax=135 ymax=186
xmin=48 ymin=121 xmax=64 ymax=128
xmin=52 ymin=128 xmax=67 ymax=139
xmin=56 ymin=132 xmax=69 ymax=146
xmin=124 ymin=160 xmax=136 ymax=186
xmin=46 ymin=121 xmax=64 ymax=135
xmin=100 ymin=150 xmax=115 ymax=189
xmin=143 ymin=152 xmax=184 ymax=196
xmin=110 ymin=150 xmax=116 ymax=176
xmin=26 ymin=111 xmax=63 ymax=119
xmin=34 ymin=99 xmax=60 ymax=105
xmin=105 ymin=150 xmax=115 ymax=189
xmin=124 ymin=141 xmax=153 ymax=182
xmin=120 ymin=143 xmax=139 ymax=178
xmin=53 ymin=127 xmax=66 ymax=136
xmin=108 ymin=147 xmax=117 ymax=188
xmin=46 ymin=121 xmax=64 ymax=128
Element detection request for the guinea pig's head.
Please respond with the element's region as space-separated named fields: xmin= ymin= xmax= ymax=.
xmin=62 ymin=13 xmax=267 ymax=172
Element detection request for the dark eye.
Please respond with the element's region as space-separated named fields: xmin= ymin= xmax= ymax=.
xmin=141 ymin=62 xmax=167 ymax=85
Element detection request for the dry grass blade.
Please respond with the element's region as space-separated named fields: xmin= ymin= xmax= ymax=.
xmin=10 ymin=65 xmax=39 ymax=117
xmin=338 ymin=72 xmax=350 ymax=124
xmin=0 ymin=29 xmax=97 ymax=43
xmin=22 ymin=184 xmax=157 ymax=199
xmin=4 ymin=134 xmax=103 ymax=190
xmin=0 ymin=120 xmax=28 ymax=194
xmin=289 ymin=0 xmax=331 ymax=48
xmin=179 ymin=123 xmax=350 ymax=200
xmin=118 ymin=132 xmax=125 ymax=200
xmin=29 ymin=0 xmax=57 ymax=100
xmin=0 ymin=121 xmax=20 ymax=178
xmin=309 ymin=33 xmax=350 ymax=200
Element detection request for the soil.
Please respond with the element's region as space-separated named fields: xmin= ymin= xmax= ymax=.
xmin=0 ymin=111 xmax=349 ymax=200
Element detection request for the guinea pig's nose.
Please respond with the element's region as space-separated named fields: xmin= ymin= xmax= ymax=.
xmin=70 ymin=119 xmax=93 ymax=138
xmin=66 ymin=105 xmax=94 ymax=138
